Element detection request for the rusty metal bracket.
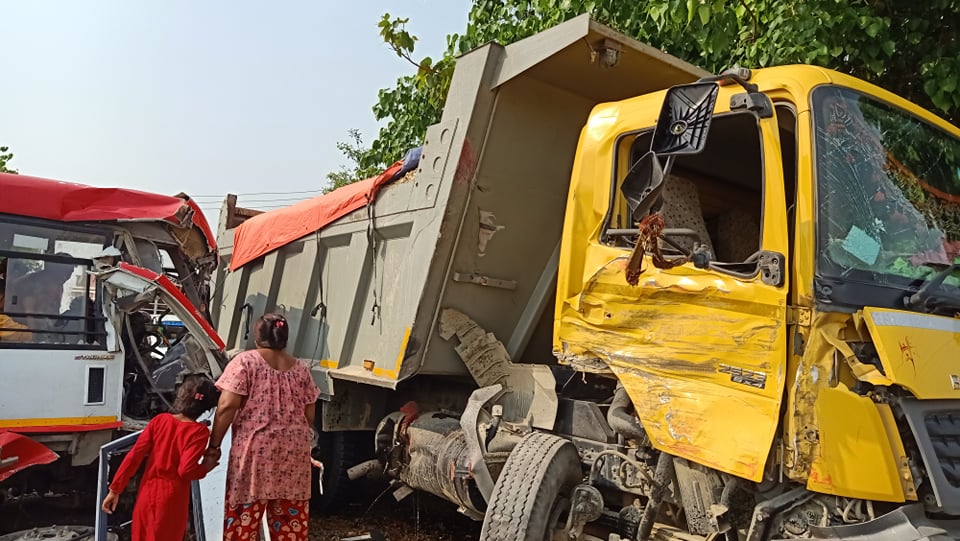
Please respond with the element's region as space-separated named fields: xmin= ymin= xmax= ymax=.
xmin=759 ymin=250 xmax=785 ymax=287
xmin=452 ymin=272 xmax=517 ymax=290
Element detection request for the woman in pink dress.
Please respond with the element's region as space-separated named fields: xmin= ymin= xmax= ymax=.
xmin=207 ymin=313 xmax=320 ymax=541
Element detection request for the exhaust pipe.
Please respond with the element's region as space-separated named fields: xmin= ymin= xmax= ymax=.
xmin=347 ymin=459 xmax=383 ymax=481
xmin=374 ymin=411 xmax=488 ymax=514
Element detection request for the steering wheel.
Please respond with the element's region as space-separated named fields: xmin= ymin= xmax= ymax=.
xmin=141 ymin=329 xmax=170 ymax=360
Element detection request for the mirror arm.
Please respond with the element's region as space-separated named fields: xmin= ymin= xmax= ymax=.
xmin=661 ymin=155 xmax=676 ymax=178
xmin=698 ymin=67 xmax=760 ymax=93
xmin=730 ymin=92 xmax=774 ymax=118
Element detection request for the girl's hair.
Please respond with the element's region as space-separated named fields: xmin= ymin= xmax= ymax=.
xmin=254 ymin=312 xmax=288 ymax=350
xmin=171 ymin=374 xmax=219 ymax=420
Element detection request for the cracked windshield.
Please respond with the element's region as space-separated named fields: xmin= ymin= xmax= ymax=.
xmin=814 ymin=86 xmax=960 ymax=290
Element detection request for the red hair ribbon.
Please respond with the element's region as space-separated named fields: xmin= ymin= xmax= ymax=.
xmin=194 ymin=392 xmax=204 ymax=400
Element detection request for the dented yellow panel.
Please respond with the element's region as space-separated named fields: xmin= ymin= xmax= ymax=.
xmin=807 ymin=384 xmax=905 ymax=501
xmin=876 ymin=403 xmax=919 ymax=501
xmin=555 ymin=78 xmax=792 ymax=481
xmin=863 ymin=308 xmax=960 ymax=400
xmin=558 ymin=256 xmax=786 ymax=481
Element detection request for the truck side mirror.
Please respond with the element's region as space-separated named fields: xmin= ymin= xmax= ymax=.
xmin=651 ymin=82 xmax=719 ymax=156
xmin=620 ymin=150 xmax=665 ymax=224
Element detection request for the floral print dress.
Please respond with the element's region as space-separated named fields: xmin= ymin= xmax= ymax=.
xmin=216 ymin=350 xmax=320 ymax=506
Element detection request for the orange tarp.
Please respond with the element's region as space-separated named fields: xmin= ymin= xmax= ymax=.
xmin=229 ymin=161 xmax=403 ymax=271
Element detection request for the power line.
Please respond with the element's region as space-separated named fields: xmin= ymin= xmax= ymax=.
xmin=191 ymin=197 xmax=313 ymax=204
xmin=189 ymin=188 xmax=325 ymax=199
xmin=190 ymin=196 xmax=320 ymax=212
xmin=196 ymin=203 xmax=303 ymax=211
xmin=221 ymin=195 xmax=318 ymax=204
xmin=196 ymin=203 xmax=308 ymax=210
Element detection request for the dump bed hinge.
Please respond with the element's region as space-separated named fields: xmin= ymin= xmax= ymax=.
xmin=786 ymin=306 xmax=812 ymax=327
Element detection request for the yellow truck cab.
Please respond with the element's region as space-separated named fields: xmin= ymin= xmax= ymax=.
xmin=558 ymin=64 xmax=960 ymax=536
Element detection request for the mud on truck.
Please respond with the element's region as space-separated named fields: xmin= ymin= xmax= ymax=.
xmin=214 ymin=15 xmax=960 ymax=541
xmin=0 ymin=172 xmax=225 ymax=527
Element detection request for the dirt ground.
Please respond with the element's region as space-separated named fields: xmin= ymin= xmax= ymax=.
xmin=311 ymin=494 xmax=480 ymax=541
xmin=0 ymin=492 xmax=480 ymax=541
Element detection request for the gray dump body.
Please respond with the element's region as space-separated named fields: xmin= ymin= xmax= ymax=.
xmin=212 ymin=15 xmax=704 ymax=394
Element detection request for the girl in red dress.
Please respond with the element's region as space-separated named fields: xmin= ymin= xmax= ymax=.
xmin=101 ymin=375 xmax=220 ymax=541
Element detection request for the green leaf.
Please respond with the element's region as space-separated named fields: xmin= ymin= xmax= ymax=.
xmin=881 ymin=40 xmax=895 ymax=57
xmin=865 ymin=21 xmax=882 ymax=38
xmin=943 ymin=74 xmax=958 ymax=93
xmin=698 ymin=5 xmax=711 ymax=25
xmin=931 ymin=91 xmax=951 ymax=112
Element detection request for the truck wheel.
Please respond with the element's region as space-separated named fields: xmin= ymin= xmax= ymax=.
xmin=311 ymin=430 xmax=372 ymax=513
xmin=479 ymin=432 xmax=582 ymax=541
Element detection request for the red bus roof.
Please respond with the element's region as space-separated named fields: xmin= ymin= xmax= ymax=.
xmin=0 ymin=172 xmax=216 ymax=251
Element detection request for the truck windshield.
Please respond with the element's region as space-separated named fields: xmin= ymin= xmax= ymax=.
xmin=813 ymin=86 xmax=960 ymax=306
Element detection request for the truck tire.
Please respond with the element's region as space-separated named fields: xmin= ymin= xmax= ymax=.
xmin=311 ymin=430 xmax=373 ymax=513
xmin=479 ymin=432 xmax=582 ymax=541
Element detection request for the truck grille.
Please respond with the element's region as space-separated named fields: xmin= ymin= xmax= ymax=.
xmin=901 ymin=399 xmax=960 ymax=513
xmin=922 ymin=411 xmax=960 ymax=487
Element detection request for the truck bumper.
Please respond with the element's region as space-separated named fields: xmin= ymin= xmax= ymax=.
xmin=809 ymin=504 xmax=960 ymax=540
xmin=0 ymin=431 xmax=59 ymax=482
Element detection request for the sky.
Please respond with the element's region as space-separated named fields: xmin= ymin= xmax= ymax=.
xmin=0 ymin=1 xmax=471 ymax=222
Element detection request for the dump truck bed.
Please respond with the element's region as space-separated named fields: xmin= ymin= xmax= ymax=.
xmin=211 ymin=15 xmax=706 ymax=393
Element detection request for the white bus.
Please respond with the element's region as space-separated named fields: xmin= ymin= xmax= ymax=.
xmin=0 ymin=172 xmax=225 ymax=534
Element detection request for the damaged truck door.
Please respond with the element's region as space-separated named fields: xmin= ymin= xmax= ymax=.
xmin=561 ymin=77 xmax=792 ymax=483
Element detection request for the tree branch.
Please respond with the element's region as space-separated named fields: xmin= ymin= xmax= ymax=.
xmin=739 ymin=0 xmax=759 ymax=43
xmin=387 ymin=44 xmax=436 ymax=73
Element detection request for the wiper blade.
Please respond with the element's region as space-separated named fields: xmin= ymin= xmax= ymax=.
xmin=904 ymin=263 xmax=960 ymax=313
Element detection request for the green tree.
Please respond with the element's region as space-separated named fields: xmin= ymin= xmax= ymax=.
xmin=338 ymin=0 xmax=959 ymax=182
xmin=324 ymin=129 xmax=382 ymax=193
xmin=0 ymin=146 xmax=17 ymax=174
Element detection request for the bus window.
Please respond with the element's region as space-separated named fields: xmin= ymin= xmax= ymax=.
xmin=0 ymin=218 xmax=109 ymax=348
